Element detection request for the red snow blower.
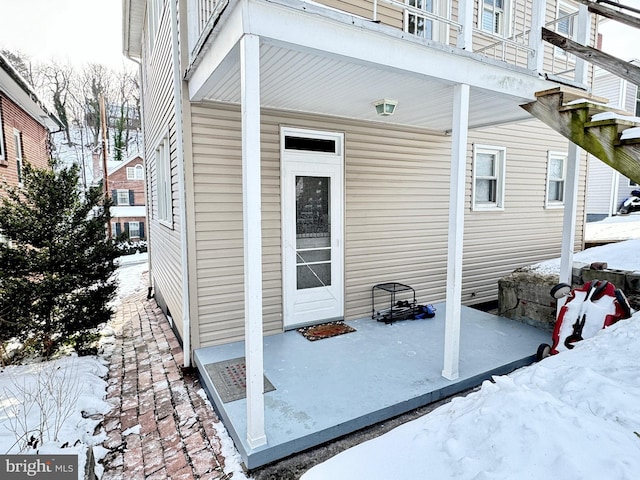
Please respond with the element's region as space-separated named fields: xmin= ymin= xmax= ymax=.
xmin=536 ymin=279 xmax=632 ymax=361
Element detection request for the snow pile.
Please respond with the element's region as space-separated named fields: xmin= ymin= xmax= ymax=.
xmin=0 ymin=254 xmax=150 ymax=478
xmin=585 ymin=214 xmax=640 ymax=243
xmin=0 ymin=356 xmax=111 ymax=475
xmin=302 ymin=314 xmax=640 ymax=480
xmin=528 ymin=238 xmax=640 ymax=276
xmin=113 ymin=252 xmax=148 ymax=300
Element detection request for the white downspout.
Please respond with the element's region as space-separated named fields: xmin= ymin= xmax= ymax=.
xmin=171 ymin=0 xmax=192 ymax=367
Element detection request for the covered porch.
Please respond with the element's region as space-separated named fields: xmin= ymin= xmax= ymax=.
xmin=194 ymin=304 xmax=550 ymax=469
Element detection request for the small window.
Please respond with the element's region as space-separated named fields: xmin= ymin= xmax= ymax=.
xmin=472 ymin=145 xmax=506 ymax=210
xmin=629 ymin=179 xmax=638 ymax=187
xmin=546 ymin=152 xmax=567 ymax=207
xmin=406 ymin=0 xmax=434 ymax=40
xmin=147 ymin=0 xmax=163 ymax=53
xmin=156 ymin=136 xmax=172 ymax=224
xmin=0 ymin=102 xmax=6 ymax=164
xmin=128 ymin=221 xmax=140 ymax=238
xmin=116 ymin=190 xmax=131 ymax=205
xmin=127 ymin=164 xmax=144 ymax=180
xmin=284 ymin=136 xmax=336 ymax=153
xmin=635 ymin=88 xmax=640 ymax=117
xmin=555 ymin=3 xmax=578 ymax=57
xmin=481 ymin=0 xmax=507 ymax=36
xmin=13 ymin=129 xmax=23 ymax=185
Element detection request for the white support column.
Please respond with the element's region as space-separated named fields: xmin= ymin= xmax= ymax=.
xmin=559 ymin=143 xmax=581 ymax=286
xmin=456 ymin=0 xmax=473 ymax=50
xmin=442 ymin=83 xmax=470 ymax=381
xmin=574 ymin=4 xmax=590 ymax=85
xmin=240 ymin=33 xmax=267 ymax=449
xmin=528 ymin=0 xmax=546 ymax=72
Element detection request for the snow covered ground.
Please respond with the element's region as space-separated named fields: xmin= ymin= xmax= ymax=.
xmin=0 ymin=253 xmax=150 ymax=478
xmin=301 ymin=313 xmax=640 ymax=480
xmin=585 ymin=212 xmax=640 ymax=244
xmin=302 ymin=216 xmax=640 ymax=480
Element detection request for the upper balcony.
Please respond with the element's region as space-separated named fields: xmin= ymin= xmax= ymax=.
xmin=182 ymin=0 xmax=593 ymax=132
xmin=187 ymin=0 xmax=590 ymax=84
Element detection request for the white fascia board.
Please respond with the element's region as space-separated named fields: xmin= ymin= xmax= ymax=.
xmin=188 ymin=4 xmax=245 ymax=101
xmin=0 ymin=69 xmax=60 ymax=130
xmin=243 ymin=0 xmax=550 ymax=101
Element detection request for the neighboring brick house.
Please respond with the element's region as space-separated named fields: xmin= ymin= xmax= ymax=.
xmin=108 ymin=155 xmax=146 ymax=241
xmin=0 ymin=52 xmax=61 ymax=194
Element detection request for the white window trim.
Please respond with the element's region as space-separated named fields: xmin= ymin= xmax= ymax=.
xmin=0 ymin=106 xmax=5 ymax=162
xmin=13 ymin=129 xmax=23 ymax=186
xmin=546 ymin=151 xmax=567 ymax=208
xmin=478 ymin=0 xmax=512 ymax=38
xmin=472 ymin=144 xmax=506 ymax=211
xmin=126 ymin=164 xmax=144 ymax=180
xmin=129 ymin=221 xmax=141 ymax=238
xmin=116 ymin=189 xmax=131 ymax=205
xmin=146 ymin=0 xmax=163 ymax=54
xmin=554 ymin=2 xmax=578 ymax=58
xmin=156 ymin=134 xmax=172 ymax=227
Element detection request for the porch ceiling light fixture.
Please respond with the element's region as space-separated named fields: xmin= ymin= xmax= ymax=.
xmin=374 ymin=99 xmax=398 ymax=116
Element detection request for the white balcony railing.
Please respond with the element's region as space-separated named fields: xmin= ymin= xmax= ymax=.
xmin=187 ymin=0 xmax=585 ymax=82
xmin=474 ymin=12 xmax=580 ymax=79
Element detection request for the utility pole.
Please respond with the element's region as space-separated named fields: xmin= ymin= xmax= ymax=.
xmin=100 ymin=94 xmax=112 ymax=238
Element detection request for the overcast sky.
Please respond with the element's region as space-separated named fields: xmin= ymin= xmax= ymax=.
xmin=0 ymin=0 xmax=133 ymax=70
xmin=0 ymin=0 xmax=638 ymax=68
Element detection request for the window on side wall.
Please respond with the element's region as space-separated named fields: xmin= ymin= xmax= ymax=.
xmin=13 ymin=129 xmax=23 ymax=185
xmin=481 ymin=0 xmax=508 ymax=37
xmin=406 ymin=0 xmax=434 ymax=40
xmin=546 ymin=152 xmax=567 ymax=207
xmin=555 ymin=2 xmax=578 ymax=57
xmin=0 ymin=102 xmax=6 ymax=165
xmin=472 ymin=145 xmax=505 ymax=211
xmin=146 ymin=0 xmax=163 ymax=53
xmin=156 ymin=136 xmax=172 ymax=225
xmin=126 ymin=164 xmax=144 ymax=180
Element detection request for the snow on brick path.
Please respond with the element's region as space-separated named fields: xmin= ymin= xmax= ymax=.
xmin=99 ymin=284 xmax=249 ymax=480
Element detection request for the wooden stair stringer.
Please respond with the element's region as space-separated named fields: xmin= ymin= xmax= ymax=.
xmin=522 ymin=90 xmax=640 ymax=184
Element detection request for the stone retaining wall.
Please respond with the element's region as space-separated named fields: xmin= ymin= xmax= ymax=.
xmin=498 ymin=262 xmax=640 ymax=329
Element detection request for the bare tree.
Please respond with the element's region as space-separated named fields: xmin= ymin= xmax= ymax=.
xmin=41 ymin=61 xmax=74 ymax=143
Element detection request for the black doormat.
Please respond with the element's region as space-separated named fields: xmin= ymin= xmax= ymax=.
xmin=204 ymin=357 xmax=275 ymax=403
xmin=297 ymin=321 xmax=356 ymax=341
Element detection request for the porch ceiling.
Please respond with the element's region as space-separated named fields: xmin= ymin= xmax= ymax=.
xmin=186 ymin=0 xmax=558 ymax=132
xmin=196 ymin=40 xmax=538 ymax=132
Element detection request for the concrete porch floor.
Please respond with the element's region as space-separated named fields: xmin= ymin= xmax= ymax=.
xmin=193 ymin=303 xmax=550 ymax=470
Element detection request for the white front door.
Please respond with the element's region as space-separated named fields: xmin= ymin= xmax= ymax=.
xmin=281 ymin=128 xmax=344 ymax=329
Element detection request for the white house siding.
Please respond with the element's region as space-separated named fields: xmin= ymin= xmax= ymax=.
xmin=141 ymin=0 xmax=185 ymax=337
xmin=190 ymin=103 xmax=583 ymax=347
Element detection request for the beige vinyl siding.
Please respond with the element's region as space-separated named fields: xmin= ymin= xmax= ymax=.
xmin=586 ymin=155 xmax=614 ymax=216
xmin=191 ymin=103 xmax=583 ymax=347
xmin=466 ymin=120 xmax=586 ymax=303
xmin=141 ymin=0 xmax=184 ymax=335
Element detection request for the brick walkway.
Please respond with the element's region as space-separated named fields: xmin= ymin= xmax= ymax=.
xmin=101 ymin=289 xmax=230 ymax=479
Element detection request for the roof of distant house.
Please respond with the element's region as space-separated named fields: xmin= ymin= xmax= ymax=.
xmin=0 ymin=51 xmax=64 ymax=131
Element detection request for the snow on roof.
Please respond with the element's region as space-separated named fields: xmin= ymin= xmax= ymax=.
xmin=111 ymin=206 xmax=146 ymax=217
